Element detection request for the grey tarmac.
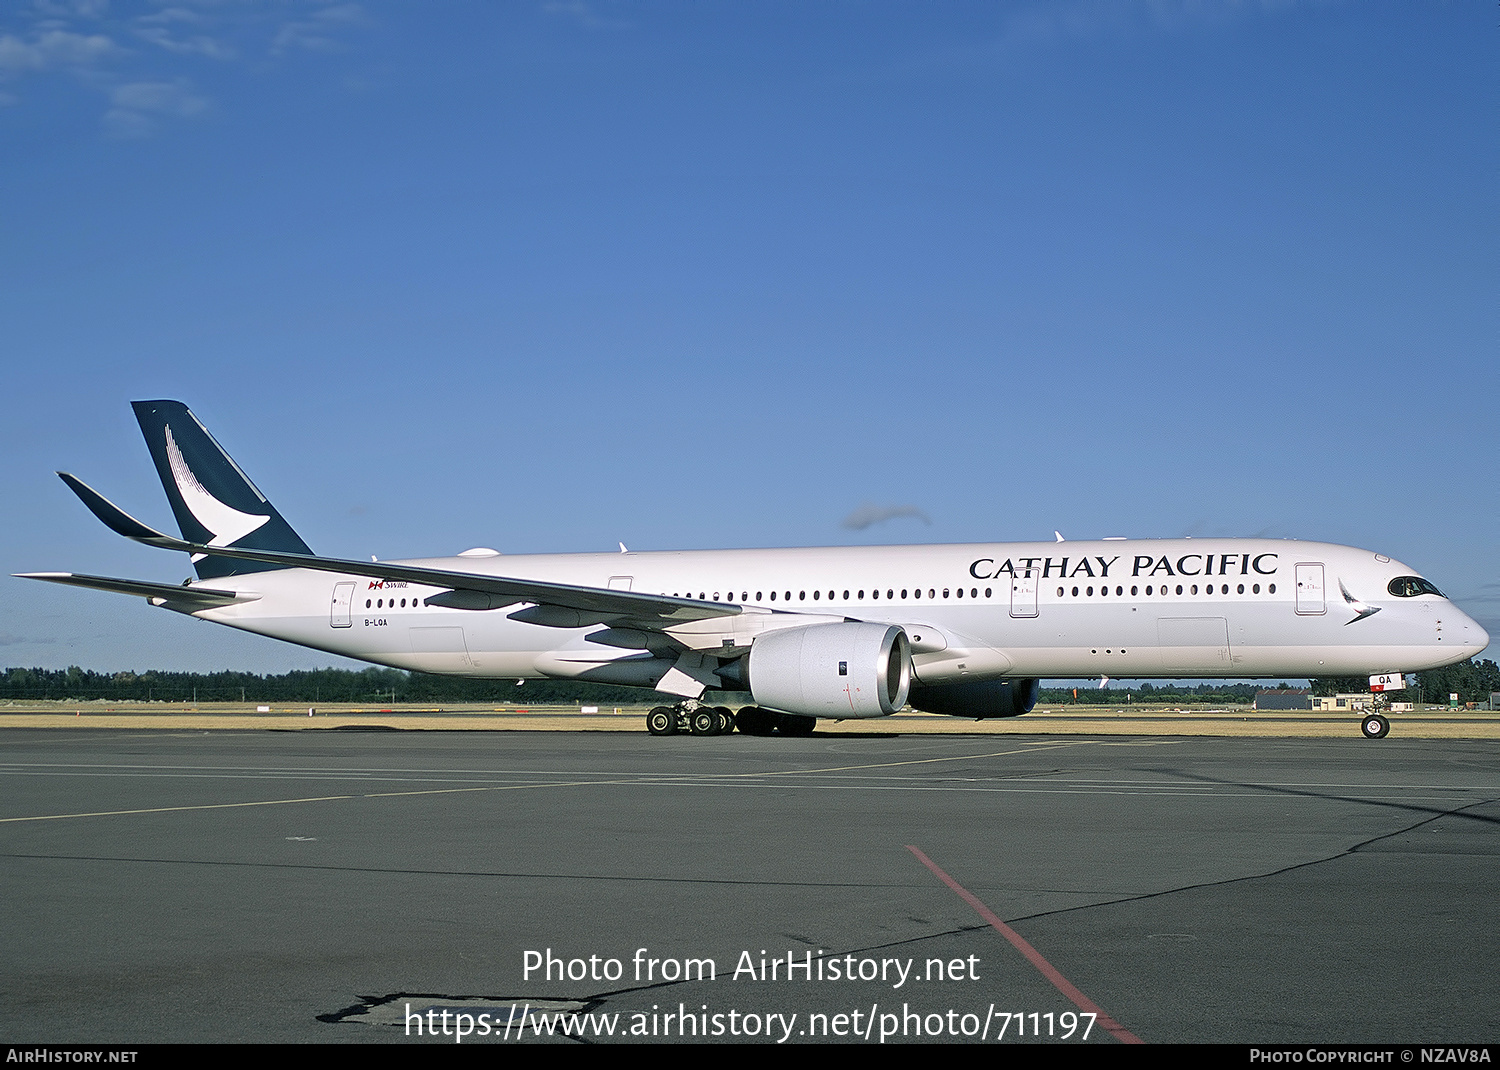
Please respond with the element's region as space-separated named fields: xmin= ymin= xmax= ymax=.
xmin=0 ymin=728 xmax=1495 ymax=1044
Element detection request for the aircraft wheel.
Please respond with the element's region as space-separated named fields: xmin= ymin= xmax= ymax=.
xmin=735 ymin=707 xmax=774 ymax=736
xmin=1361 ymin=714 xmax=1390 ymax=739
xmin=690 ymin=708 xmax=718 ymax=735
xmin=778 ymin=714 xmax=816 ymax=737
xmin=647 ymin=706 xmax=678 ymax=735
xmin=713 ymin=706 xmax=733 ymax=735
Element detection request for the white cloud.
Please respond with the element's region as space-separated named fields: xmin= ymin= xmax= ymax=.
xmin=0 ymin=631 xmax=57 ymax=645
xmin=134 ymin=25 xmax=234 ymax=59
xmin=543 ymin=1 xmax=630 ymax=32
xmin=0 ymin=36 xmax=41 ymax=75
xmin=31 ymin=0 xmax=110 ymax=19
xmin=101 ymin=105 xmax=149 ymax=136
xmin=110 ymin=78 xmax=205 ymax=114
xmin=103 ymin=77 xmax=207 ymax=136
xmin=272 ymin=3 xmax=363 ymax=55
xmin=0 ymin=0 xmax=366 ymax=134
xmin=136 ymin=8 xmax=204 ymax=28
xmin=0 ymin=29 xmax=118 ymax=76
xmin=842 ymin=503 xmax=933 ymax=531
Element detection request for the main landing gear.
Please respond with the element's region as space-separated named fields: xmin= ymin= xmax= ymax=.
xmin=644 ymin=704 xmax=817 ymax=737
xmin=1360 ymin=713 xmax=1390 ymax=739
xmin=646 ymin=703 xmax=735 ymax=736
xmin=732 ymin=706 xmax=815 ymax=736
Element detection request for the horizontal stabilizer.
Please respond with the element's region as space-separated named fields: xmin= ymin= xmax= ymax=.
xmin=14 ymin=572 xmax=257 ymax=607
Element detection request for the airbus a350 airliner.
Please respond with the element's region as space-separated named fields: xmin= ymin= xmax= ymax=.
xmin=19 ymin=401 xmax=1489 ymax=739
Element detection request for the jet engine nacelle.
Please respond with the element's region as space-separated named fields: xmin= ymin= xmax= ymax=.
xmin=746 ymin=622 xmax=911 ymax=719
xmin=908 ymin=677 xmax=1040 ymax=719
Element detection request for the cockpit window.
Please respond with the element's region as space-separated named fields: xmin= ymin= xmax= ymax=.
xmin=1388 ymin=576 xmax=1444 ymax=598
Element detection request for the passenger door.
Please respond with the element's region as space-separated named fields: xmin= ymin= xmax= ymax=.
xmin=1295 ymin=563 xmax=1326 ymax=615
xmin=329 ymin=582 xmax=355 ymax=628
xmin=1010 ymin=567 xmax=1039 ymax=618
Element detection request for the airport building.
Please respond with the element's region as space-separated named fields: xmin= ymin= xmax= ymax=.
xmin=1309 ymin=693 xmax=1376 ymax=712
xmin=1253 ymin=689 xmax=1311 ymax=710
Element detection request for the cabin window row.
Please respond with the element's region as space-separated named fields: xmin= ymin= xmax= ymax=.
xmin=365 ymin=584 xmax=1276 ymax=611
xmin=1054 ymin=583 xmax=1276 ymax=597
xmin=670 ymin=588 xmax=997 ymax=603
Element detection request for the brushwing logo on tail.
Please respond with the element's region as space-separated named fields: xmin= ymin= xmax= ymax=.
xmin=165 ymin=426 xmax=270 ymax=547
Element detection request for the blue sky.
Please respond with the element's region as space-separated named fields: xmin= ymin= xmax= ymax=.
xmin=1 ymin=0 xmax=1494 ymax=674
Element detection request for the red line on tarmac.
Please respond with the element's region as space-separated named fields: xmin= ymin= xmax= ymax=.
xmin=906 ymin=844 xmax=1143 ymax=1044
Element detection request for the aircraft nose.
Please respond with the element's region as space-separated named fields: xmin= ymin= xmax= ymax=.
xmin=1453 ymin=607 xmax=1490 ymax=658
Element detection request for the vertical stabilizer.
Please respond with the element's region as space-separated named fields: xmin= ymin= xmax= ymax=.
xmin=131 ymin=400 xmax=313 ymax=579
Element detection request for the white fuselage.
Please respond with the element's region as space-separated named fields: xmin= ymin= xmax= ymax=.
xmin=172 ymin=538 xmax=1488 ymax=693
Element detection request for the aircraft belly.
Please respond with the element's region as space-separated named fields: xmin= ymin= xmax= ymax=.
xmin=973 ymin=604 xmax=1154 ymax=677
xmin=965 ymin=600 xmax=1462 ymax=678
xmin=203 ymin=613 xmax=410 ymax=668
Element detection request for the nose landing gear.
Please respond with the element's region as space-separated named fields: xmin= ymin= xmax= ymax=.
xmin=1360 ymin=713 xmax=1390 ymax=739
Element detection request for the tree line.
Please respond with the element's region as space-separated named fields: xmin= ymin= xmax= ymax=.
xmin=0 ymin=666 xmax=645 ymax=705
xmin=2 ymin=658 xmax=1495 ymax=706
xmin=1038 ymin=682 xmax=1263 ymax=705
xmin=1308 ymin=658 xmax=1499 ymax=705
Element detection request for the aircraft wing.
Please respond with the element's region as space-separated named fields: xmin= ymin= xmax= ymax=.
xmin=50 ymin=472 xmax=741 ymax=627
xmin=15 ymin=572 xmax=258 ymax=608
